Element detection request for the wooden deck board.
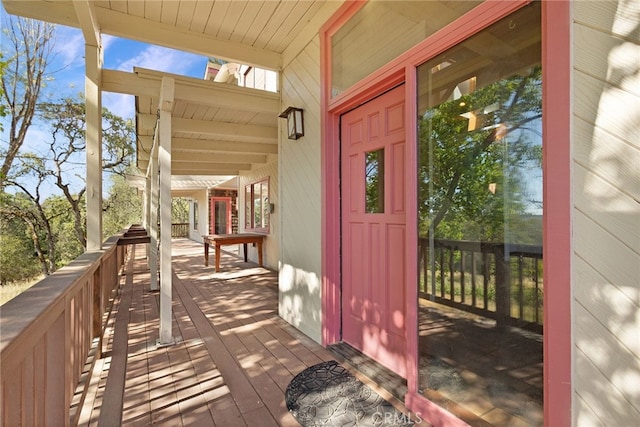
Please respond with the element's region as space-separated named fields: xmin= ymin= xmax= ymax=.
xmin=79 ymin=239 xmax=422 ymax=426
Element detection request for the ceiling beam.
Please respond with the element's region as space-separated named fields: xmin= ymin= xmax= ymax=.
xmin=137 ymin=160 xmax=242 ymax=176
xmin=170 ymin=168 xmax=241 ymax=176
xmin=3 ymin=1 xmax=79 ymax=27
xmin=103 ymin=69 xmax=280 ymax=113
xmin=138 ymin=151 xmax=267 ymax=165
xmin=137 ymin=136 xmax=278 ymax=155
xmin=72 ymin=0 xmax=100 ymax=47
xmin=103 ymin=70 xmax=159 ymax=98
xmin=163 ymin=117 xmax=277 ymax=143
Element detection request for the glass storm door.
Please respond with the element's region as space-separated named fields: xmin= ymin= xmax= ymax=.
xmin=341 ymin=85 xmax=408 ymax=378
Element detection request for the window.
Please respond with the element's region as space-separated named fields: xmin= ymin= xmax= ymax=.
xmin=244 ymin=178 xmax=269 ymax=232
xmin=331 ymin=1 xmax=480 ymax=97
xmin=416 ymin=3 xmax=542 ymax=425
xmin=193 ymin=201 xmax=198 ymax=229
xmin=241 ymin=66 xmax=278 ymax=92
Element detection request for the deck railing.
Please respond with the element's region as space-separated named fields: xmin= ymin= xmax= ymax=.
xmin=419 ymin=238 xmax=543 ymax=332
xmin=0 ymin=230 xmax=132 ymax=426
xmin=171 ymin=222 xmax=189 ymax=237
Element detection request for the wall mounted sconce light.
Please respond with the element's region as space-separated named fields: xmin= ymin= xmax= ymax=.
xmin=279 ymin=106 xmax=304 ymax=140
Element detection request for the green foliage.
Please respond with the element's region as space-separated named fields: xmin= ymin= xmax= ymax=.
xmin=103 ymin=173 xmax=143 ymax=238
xmin=43 ymin=195 xmax=84 ymax=267
xmin=172 ymin=198 xmax=190 ymax=223
xmin=0 ymin=199 xmax=41 ymax=285
xmin=418 ymin=66 xmax=543 ymax=245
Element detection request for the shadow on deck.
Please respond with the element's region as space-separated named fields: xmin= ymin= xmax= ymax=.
xmin=79 ymin=239 xmax=419 ymax=426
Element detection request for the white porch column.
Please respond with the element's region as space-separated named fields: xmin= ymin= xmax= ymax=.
xmin=143 ymin=173 xmax=150 ymax=263
xmin=158 ymin=77 xmax=174 ymax=345
xmin=149 ymin=151 xmax=159 ymax=291
xmin=74 ymin=0 xmax=103 ymax=250
xmin=85 ymin=42 xmax=103 ymax=250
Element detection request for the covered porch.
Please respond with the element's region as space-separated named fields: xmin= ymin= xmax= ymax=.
xmin=77 ymin=239 xmax=415 ymax=426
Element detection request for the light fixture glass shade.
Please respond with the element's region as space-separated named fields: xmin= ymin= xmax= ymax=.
xmin=279 ymin=107 xmax=304 ymax=140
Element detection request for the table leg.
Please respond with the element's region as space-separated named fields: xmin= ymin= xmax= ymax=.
xmin=204 ymin=242 xmax=209 ymax=266
xmin=215 ymin=243 xmax=221 ymax=272
xmin=243 ymin=243 xmax=248 ymax=262
xmin=257 ymin=242 xmax=263 ymax=267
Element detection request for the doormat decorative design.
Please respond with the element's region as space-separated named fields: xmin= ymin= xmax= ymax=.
xmin=285 ymin=360 xmax=414 ymax=426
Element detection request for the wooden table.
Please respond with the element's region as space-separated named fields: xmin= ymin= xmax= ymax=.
xmin=203 ymin=234 xmax=265 ymax=272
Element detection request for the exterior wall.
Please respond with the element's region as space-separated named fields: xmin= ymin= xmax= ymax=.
xmin=572 ymin=1 xmax=640 ymax=425
xmin=279 ymin=34 xmax=323 ymax=343
xmin=238 ymin=160 xmax=279 ymax=270
xmin=188 ymin=190 xmax=209 ymax=243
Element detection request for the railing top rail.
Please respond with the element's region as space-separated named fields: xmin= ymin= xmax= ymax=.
xmin=420 ymin=237 xmax=543 ymax=257
xmin=0 ymin=233 xmax=121 ymax=354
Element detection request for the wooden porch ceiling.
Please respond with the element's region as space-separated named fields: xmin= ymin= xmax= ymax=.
xmin=2 ymin=0 xmax=344 ymax=178
xmin=123 ymin=67 xmax=281 ymax=176
xmin=2 ymin=0 xmax=342 ymax=70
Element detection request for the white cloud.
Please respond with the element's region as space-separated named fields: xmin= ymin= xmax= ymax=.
xmin=52 ymin=27 xmax=85 ymax=70
xmin=102 ymin=34 xmax=117 ymax=51
xmin=114 ymin=44 xmax=203 ymax=76
xmin=103 ymin=92 xmax=135 ymax=121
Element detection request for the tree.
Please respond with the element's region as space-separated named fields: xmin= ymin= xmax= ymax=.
xmin=2 ymin=98 xmax=136 ymax=280
xmin=0 ymin=192 xmax=45 ymax=284
xmin=172 ymin=198 xmax=190 ymax=223
xmin=418 ymin=65 xmax=542 ymax=245
xmin=3 ymin=154 xmax=58 ymax=275
xmin=0 ymin=16 xmax=55 ymax=185
xmin=103 ymin=172 xmax=142 ymax=239
xmin=38 ymin=95 xmax=136 ymax=248
xmin=0 ymin=52 xmax=8 ymax=130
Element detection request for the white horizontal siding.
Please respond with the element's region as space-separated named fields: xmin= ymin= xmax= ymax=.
xmin=279 ymin=35 xmax=323 ymax=344
xmin=572 ymin=1 xmax=640 ymax=425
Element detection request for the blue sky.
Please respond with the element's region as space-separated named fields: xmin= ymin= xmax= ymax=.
xmin=0 ymin=13 xmax=209 ymax=195
xmin=51 ymin=24 xmax=209 ymax=120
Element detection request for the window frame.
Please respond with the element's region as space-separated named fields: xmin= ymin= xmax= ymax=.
xmin=244 ymin=178 xmax=270 ymax=233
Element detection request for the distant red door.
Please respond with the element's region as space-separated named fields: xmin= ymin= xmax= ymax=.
xmin=210 ymin=197 xmax=232 ymax=234
xmin=341 ymin=85 xmax=407 ymax=378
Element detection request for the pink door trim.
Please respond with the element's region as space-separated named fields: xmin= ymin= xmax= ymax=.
xmin=541 ymin=1 xmax=572 ymax=425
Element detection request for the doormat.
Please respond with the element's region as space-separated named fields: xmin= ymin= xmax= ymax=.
xmin=285 ymin=360 xmax=413 ymax=426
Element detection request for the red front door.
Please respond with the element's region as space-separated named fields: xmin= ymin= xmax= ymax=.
xmin=341 ymin=85 xmax=407 ymax=378
xmin=210 ymin=197 xmax=232 ymax=234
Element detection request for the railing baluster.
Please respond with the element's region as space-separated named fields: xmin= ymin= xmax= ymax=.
xmin=439 ymin=247 xmax=445 ymax=298
xmin=535 ymin=258 xmax=540 ymax=324
xmin=483 ymin=252 xmax=489 ymax=310
xmin=416 ymin=237 xmax=542 ymax=332
xmin=460 ymin=249 xmax=466 ymax=304
xmin=471 ymin=251 xmax=477 ymax=308
xmin=518 ymin=254 xmax=525 ymax=321
xmin=449 ymin=248 xmax=455 ymax=301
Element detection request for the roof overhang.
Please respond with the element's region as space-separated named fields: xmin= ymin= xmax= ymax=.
xmin=2 ymin=0 xmax=345 ymax=188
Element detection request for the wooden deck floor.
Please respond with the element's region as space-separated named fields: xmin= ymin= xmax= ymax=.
xmin=79 ymin=239 xmax=418 ymax=426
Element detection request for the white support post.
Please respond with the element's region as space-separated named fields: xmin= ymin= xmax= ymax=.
xmin=143 ymin=174 xmax=150 ymax=263
xmin=158 ymin=77 xmax=175 ymax=346
xmin=85 ymin=42 xmax=103 ymax=251
xmin=149 ymin=152 xmax=159 ymax=291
